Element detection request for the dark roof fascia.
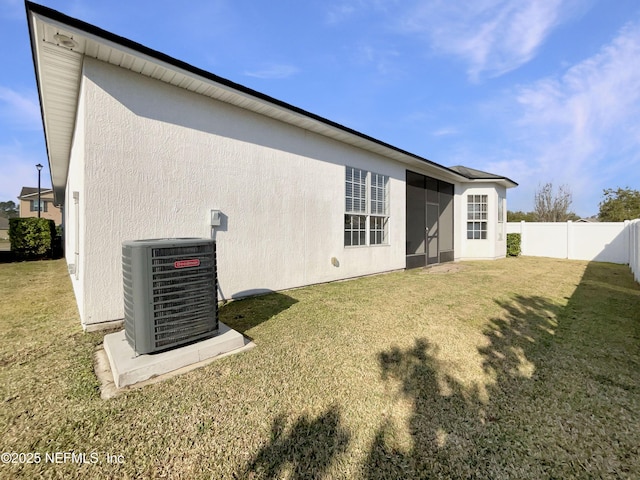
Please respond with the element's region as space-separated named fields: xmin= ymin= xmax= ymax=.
xmin=25 ymin=1 xmax=478 ymax=182
xmin=449 ymin=165 xmax=518 ymax=187
xmin=473 ymin=176 xmax=519 ymax=188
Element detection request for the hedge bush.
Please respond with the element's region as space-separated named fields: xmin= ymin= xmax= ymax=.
xmin=9 ymin=217 xmax=57 ymax=259
xmin=506 ymin=233 xmax=521 ymax=257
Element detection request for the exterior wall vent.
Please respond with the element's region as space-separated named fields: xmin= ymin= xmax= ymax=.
xmin=122 ymin=238 xmax=218 ymax=354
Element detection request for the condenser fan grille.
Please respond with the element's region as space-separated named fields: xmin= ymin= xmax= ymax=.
xmin=123 ymin=239 xmax=218 ymax=354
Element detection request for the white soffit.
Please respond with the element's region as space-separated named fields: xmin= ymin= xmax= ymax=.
xmin=30 ymin=13 xmax=84 ymax=202
xmin=29 ymin=7 xmax=479 ymax=202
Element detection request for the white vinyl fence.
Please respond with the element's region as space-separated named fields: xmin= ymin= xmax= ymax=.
xmin=630 ymin=220 xmax=640 ymax=283
xmin=507 ymin=220 xmax=640 ymax=283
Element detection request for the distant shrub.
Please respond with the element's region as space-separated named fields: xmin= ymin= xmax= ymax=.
xmin=507 ymin=233 xmax=521 ymax=257
xmin=9 ymin=218 xmax=56 ymax=259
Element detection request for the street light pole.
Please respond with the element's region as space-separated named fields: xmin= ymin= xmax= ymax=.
xmin=36 ymin=163 xmax=43 ymax=218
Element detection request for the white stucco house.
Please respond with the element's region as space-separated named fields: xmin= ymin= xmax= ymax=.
xmin=26 ymin=3 xmax=517 ymax=331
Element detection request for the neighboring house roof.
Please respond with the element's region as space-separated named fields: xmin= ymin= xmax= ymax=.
xmin=19 ymin=187 xmax=54 ymax=199
xmin=0 ymin=217 xmax=9 ymax=230
xmin=26 ymin=2 xmax=517 ymax=204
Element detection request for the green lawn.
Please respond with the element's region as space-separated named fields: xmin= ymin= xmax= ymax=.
xmin=1 ymin=257 xmax=638 ymax=479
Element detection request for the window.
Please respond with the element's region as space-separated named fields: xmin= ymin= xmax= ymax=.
xmin=344 ymin=215 xmax=366 ymax=246
xmin=30 ymin=200 xmax=47 ymax=212
xmin=467 ymin=195 xmax=487 ymax=239
xmin=345 ymin=167 xmax=389 ymax=246
xmin=345 ymin=167 xmax=367 ymax=214
xmin=498 ymin=195 xmax=505 ymax=241
xmin=369 ymin=172 xmax=389 ymax=245
xmin=370 ymin=216 xmax=387 ymax=245
xmin=370 ymin=173 xmax=387 ymax=215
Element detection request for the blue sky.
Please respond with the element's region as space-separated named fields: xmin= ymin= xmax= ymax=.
xmin=2 ymin=0 xmax=640 ymax=216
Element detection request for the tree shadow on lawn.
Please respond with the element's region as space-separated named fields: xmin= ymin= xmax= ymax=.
xmin=240 ymin=404 xmax=350 ymax=479
xmin=365 ymin=262 xmax=640 ymax=479
xmin=219 ymin=291 xmax=298 ymax=338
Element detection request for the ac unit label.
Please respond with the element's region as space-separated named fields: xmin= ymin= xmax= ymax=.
xmin=174 ymin=259 xmax=200 ymax=269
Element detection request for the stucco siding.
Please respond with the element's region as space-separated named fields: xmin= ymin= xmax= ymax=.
xmin=77 ymin=58 xmax=407 ymax=325
xmin=65 ymin=72 xmax=87 ymax=323
xmin=456 ymin=184 xmax=506 ymax=260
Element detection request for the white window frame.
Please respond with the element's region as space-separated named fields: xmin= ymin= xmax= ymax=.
xmin=345 ymin=167 xmax=389 ymax=247
xmin=497 ymin=195 xmax=505 ymax=241
xmin=467 ymin=194 xmax=488 ymax=240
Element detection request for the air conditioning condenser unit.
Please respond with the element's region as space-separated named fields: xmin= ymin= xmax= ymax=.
xmin=122 ymin=238 xmax=218 ymax=354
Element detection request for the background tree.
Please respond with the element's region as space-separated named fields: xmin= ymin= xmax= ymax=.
xmin=0 ymin=201 xmax=18 ymax=218
xmin=598 ymin=187 xmax=640 ymax=221
xmin=534 ymin=183 xmax=577 ymax=222
xmin=507 ymin=210 xmax=538 ymax=222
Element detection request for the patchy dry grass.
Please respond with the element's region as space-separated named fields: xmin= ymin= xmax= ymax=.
xmin=0 ymin=257 xmax=638 ymax=479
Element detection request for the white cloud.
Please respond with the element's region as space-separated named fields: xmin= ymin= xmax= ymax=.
xmin=483 ymin=19 xmax=640 ymax=214
xmin=325 ymin=0 xmax=399 ymax=24
xmin=244 ymin=64 xmax=300 ymax=80
xmin=398 ymin=0 xmax=584 ymax=81
xmin=353 ymin=43 xmax=402 ymax=76
xmin=323 ymin=0 xmax=589 ymax=80
xmin=326 ymin=2 xmax=358 ymax=24
xmin=431 ymin=127 xmax=459 ymax=137
xmin=0 ymin=87 xmax=41 ymax=131
xmin=516 ymin=20 xmax=640 ymax=166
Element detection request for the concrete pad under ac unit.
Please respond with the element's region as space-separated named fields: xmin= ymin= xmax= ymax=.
xmin=103 ymin=322 xmax=249 ymax=389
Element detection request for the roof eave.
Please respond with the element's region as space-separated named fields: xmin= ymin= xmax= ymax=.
xmin=27 ymin=4 xmax=84 ymax=206
xmin=463 ymin=178 xmax=518 ymax=189
xmin=26 ymin=3 xmax=64 ymax=205
xmin=26 ymin=2 xmax=516 ymax=200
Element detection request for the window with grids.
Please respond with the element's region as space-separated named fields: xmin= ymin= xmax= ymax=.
xmin=467 ymin=194 xmax=487 ymax=239
xmin=345 ymin=167 xmax=389 ymax=246
xmin=345 ymin=167 xmax=367 ymax=214
xmin=369 ymin=173 xmax=389 ymax=245
xmin=344 ymin=215 xmax=367 ymax=246
xmin=369 ymin=216 xmax=387 ymax=245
